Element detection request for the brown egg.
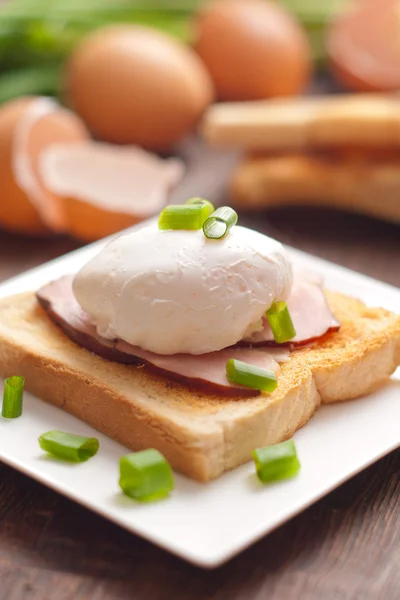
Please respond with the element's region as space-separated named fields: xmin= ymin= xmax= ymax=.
xmin=65 ymin=25 xmax=214 ymax=151
xmin=327 ymin=0 xmax=400 ymax=92
xmin=0 ymin=96 xmax=89 ymax=235
xmin=193 ymin=0 xmax=311 ymax=101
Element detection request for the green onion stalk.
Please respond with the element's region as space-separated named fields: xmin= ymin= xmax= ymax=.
xmin=2 ymin=375 xmax=24 ymax=418
xmin=253 ymin=439 xmax=301 ymax=483
xmin=0 ymin=0 xmax=349 ymax=104
xmin=119 ymin=449 xmax=174 ymax=502
xmin=38 ymin=430 xmax=100 ymax=461
xmin=226 ymin=359 xmax=277 ymax=392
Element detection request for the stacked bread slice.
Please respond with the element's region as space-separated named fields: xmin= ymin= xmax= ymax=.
xmin=202 ymin=94 xmax=400 ymax=223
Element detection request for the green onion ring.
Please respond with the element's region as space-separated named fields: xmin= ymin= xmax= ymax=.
xmin=2 ymin=376 xmax=24 ymax=418
xmin=38 ymin=430 xmax=99 ymax=462
xmin=252 ymin=440 xmax=301 ymax=483
xmin=202 ymin=206 xmax=238 ymax=239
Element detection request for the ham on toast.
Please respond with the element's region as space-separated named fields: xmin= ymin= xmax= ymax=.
xmin=0 ymin=289 xmax=398 ymax=481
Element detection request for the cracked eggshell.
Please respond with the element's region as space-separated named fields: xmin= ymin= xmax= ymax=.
xmin=38 ymin=141 xmax=184 ymax=241
xmin=0 ymin=97 xmax=48 ymax=234
xmin=0 ymin=96 xmax=89 ymax=235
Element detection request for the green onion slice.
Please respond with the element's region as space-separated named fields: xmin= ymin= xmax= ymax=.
xmin=226 ymin=359 xmax=277 ymax=392
xmin=38 ymin=430 xmax=99 ymax=462
xmin=253 ymin=440 xmax=301 ymax=483
xmin=266 ymin=301 xmax=296 ymax=343
xmin=2 ymin=376 xmax=24 ymax=418
xmin=185 ymin=197 xmax=215 ymax=214
xmin=202 ymin=206 xmax=238 ymax=239
xmin=119 ymin=449 xmax=174 ymax=502
xmin=158 ymin=203 xmax=212 ymax=231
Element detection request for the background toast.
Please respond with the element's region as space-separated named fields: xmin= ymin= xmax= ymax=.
xmin=202 ymin=94 xmax=400 ymax=151
xmin=231 ymin=153 xmax=400 ymax=223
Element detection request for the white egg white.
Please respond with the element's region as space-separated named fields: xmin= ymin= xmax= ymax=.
xmin=73 ymin=223 xmax=292 ymax=355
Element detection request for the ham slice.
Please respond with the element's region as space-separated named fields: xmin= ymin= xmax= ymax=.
xmin=243 ymin=273 xmax=340 ymax=346
xmin=37 ymin=276 xmax=288 ymax=397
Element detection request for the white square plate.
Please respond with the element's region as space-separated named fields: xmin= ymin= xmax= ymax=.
xmin=0 ymin=239 xmax=398 ymax=568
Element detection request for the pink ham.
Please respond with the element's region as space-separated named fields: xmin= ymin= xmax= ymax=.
xmin=37 ymin=276 xmax=288 ymax=397
xmin=243 ymin=274 xmax=340 ymax=347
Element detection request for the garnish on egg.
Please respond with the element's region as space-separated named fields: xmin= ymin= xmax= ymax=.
xmin=158 ymin=198 xmax=238 ymax=241
xmin=266 ymin=301 xmax=296 ymax=344
xmin=202 ymin=206 xmax=238 ymax=239
xmin=158 ymin=198 xmax=214 ymax=231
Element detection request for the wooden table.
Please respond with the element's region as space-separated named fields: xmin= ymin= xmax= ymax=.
xmin=0 ymin=149 xmax=399 ymax=600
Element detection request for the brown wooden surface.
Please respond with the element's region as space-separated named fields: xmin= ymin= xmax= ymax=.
xmin=0 ymin=145 xmax=399 ymax=600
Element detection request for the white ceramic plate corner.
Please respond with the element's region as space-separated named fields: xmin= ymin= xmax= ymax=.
xmin=0 ymin=241 xmax=398 ymax=568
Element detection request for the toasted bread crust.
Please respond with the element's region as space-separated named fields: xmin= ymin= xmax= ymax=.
xmin=0 ymin=292 xmax=398 ymax=481
xmin=231 ymin=153 xmax=400 ymax=223
xmin=202 ymin=94 xmax=400 ymax=152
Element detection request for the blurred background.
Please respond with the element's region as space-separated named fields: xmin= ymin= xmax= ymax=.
xmin=0 ymin=0 xmax=342 ymax=102
xmin=0 ymin=0 xmax=398 ymax=282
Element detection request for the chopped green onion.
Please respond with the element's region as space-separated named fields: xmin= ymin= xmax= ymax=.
xmin=158 ymin=203 xmax=212 ymax=230
xmin=253 ymin=440 xmax=301 ymax=483
xmin=38 ymin=430 xmax=99 ymax=462
xmin=2 ymin=376 xmax=24 ymax=418
xmin=226 ymin=359 xmax=277 ymax=392
xmin=119 ymin=449 xmax=174 ymax=502
xmin=266 ymin=301 xmax=296 ymax=343
xmin=185 ymin=197 xmax=215 ymax=215
xmin=202 ymin=206 xmax=238 ymax=239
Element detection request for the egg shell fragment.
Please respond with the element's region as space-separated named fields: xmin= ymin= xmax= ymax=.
xmin=0 ymin=96 xmax=90 ymax=236
xmin=39 ymin=142 xmax=184 ymax=241
xmin=15 ymin=102 xmax=90 ymax=231
xmin=0 ymin=97 xmax=48 ymax=234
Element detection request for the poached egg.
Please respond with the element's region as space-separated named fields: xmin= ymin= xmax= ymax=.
xmin=73 ymin=223 xmax=292 ymax=355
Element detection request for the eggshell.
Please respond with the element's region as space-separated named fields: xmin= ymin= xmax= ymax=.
xmin=193 ymin=0 xmax=311 ymax=101
xmin=14 ymin=99 xmax=89 ymax=231
xmin=0 ymin=97 xmax=47 ymax=234
xmin=65 ymin=25 xmax=214 ymax=151
xmin=39 ymin=141 xmax=184 ymax=241
xmin=0 ymin=96 xmax=89 ymax=235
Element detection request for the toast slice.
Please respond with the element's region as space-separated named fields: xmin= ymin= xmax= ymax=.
xmin=0 ymin=291 xmax=398 ymax=481
xmin=202 ymin=94 xmax=400 ymax=152
xmin=231 ymin=153 xmax=400 ymax=224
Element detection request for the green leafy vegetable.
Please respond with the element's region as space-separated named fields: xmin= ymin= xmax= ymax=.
xmin=0 ymin=0 xmax=350 ymax=102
